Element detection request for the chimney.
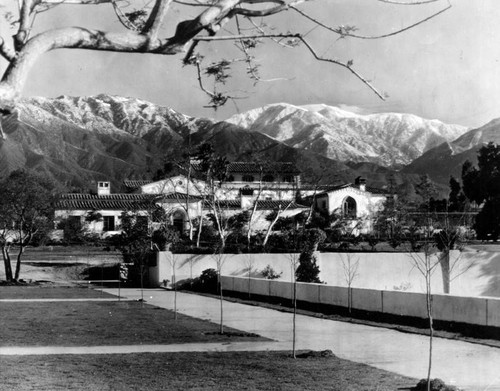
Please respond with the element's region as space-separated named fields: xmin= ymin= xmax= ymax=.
xmin=97 ymin=181 xmax=111 ymax=196
xmin=355 ymin=176 xmax=366 ymax=192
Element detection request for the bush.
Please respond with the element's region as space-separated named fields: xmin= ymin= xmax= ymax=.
xmin=295 ymin=250 xmax=321 ymax=283
xmin=413 ymin=378 xmax=461 ymax=391
xmin=179 ymin=268 xmax=219 ymax=293
xmin=260 ymin=265 xmax=282 ymax=280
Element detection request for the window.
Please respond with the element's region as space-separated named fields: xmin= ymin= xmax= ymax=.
xmin=242 ymin=175 xmax=254 ymax=182
xmin=103 ymin=216 xmax=115 ymax=231
xmin=173 ymin=210 xmax=185 ymax=233
xmin=226 ymin=175 xmax=235 ymax=182
xmin=283 ymin=175 xmax=294 ymax=183
xmin=342 ymin=197 xmax=357 ymax=218
xmin=240 ymin=187 xmax=254 ymax=196
xmin=262 ymin=174 xmax=275 ymax=183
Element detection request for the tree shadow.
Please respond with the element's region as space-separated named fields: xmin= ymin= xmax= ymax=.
xmin=478 ymin=252 xmax=500 ymax=297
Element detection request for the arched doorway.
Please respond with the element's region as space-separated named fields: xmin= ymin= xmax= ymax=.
xmin=172 ymin=210 xmax=185 ymax=233
xmin=342 ymin=196 xmax=357 ymax=218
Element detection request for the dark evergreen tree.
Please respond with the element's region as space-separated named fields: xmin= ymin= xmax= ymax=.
xmin=462 ymin=143 xmax=500 ymax=240
xmin=295 ymin=228 xmax=325 ymax=283
xmin=448 ymin=176 xmax=467 ymax=212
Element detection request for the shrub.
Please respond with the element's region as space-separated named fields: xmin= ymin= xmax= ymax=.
xmin=413 ymin=378 xmax=461 ymax=391
xmin=260 ymin=265 xmax=282 ymax=280
xmin=179 ymin=268 xmax=219 ymax=293
xmin=295 ymin=250 xmax=321 ymax=283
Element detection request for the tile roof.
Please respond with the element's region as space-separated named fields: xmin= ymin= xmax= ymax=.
xmin=57 ymin=193 xmax=159 ymax=210
xmin=203 ymin=199 xmax=308 ymax=210
xmin=123 ymin=180 xmax=152 ymax=191
xmin=313 ymin=184 xmax=389 ymax=196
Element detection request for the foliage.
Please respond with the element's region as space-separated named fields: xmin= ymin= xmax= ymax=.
xmin=413 ymin=378 xmax=460 ymax=391
xmin=260 ymin=265 xmax=282 ymax=280
xmin=462 ymin=143 xmax=500 ymax=240
xmin=179 ymin=268 xmax=218 ymax=293
xmin=448 ymin=176 xmax=467 ymax=212
xmin=0 ymin=170 xmax=55 ymax=281
xmin=152 ymin=225 xmax=180 ymax=251
xmin=295 ymin=250 xmax=322 ymax=283
xmin=295 ymin=228 xmax=325 ymax=283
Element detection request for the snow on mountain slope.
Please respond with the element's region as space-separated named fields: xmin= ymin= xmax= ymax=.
xmin=227 ymin=103 xmax=468 ymax=167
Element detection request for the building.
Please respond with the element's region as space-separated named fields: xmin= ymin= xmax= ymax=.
xmin=55 ymin=163 xmax=307 ymax=236
xmin=313 ymin=177 xmax=388 ymax=234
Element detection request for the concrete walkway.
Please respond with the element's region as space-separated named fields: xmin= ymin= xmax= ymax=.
xmin=106 ymin=288 xmax=500 ymax=391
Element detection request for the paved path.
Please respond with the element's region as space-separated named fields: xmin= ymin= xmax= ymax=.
xmin=1 ymin=288 xmax=499 ymax=391
xmin=106 ymin=288 xmax=500 ymax=391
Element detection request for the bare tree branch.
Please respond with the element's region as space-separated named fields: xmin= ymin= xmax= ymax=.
xmin=0 ymin=37 xmax=16 ymax=62
xmin=39 ymin=0 xmax=112 ymax=4
xmin=143 ymin=0 xmax=174 ymax=43
xmin=195 ymin=33 xmax=385 ymax=99
xmin=378 ymin=0 xmax=442 ymax=5
xmin=290 ymin=1 xmax=451 ymax=40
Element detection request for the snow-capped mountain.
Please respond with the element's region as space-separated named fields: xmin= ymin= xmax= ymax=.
xmin=403 ymin=117 xmax=500 ymax=182
xmin=227 ymin=103 xmax=468 ymax=167
xmin=0 ymin=95 xmax=471 ymax=191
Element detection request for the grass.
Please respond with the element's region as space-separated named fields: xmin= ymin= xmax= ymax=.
xmin=0 ymin=286 xmax=420 ymax=391
xmin=0 ymin=288 xmax=265 ymax=347
xmin=0 ymin=286 xmax=116 ymax=299
xmin=0 ymin=351 xmax=416 ymax=391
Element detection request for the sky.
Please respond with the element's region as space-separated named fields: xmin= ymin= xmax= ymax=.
xmin=1 ymin=0 xmax=500 ymax=128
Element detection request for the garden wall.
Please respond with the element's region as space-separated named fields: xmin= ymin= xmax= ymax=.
xmin=154 ymin=249 xmax=500 ymax=297
xmin=220 ymin=276 xmax=500 ymax=328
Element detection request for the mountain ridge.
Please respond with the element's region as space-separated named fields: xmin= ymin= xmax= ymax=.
xmin=226 ymin=102 xmax=467 ymax=167
xmin=0 ymin=95 xmax=471 ymax=193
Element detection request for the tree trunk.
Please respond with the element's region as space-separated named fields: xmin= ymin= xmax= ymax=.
xmin=292 ymin=277 xmax=297 ymax=359
xmin=439 ymin=249 xmax=450 ymax=294
xmin=2 ymin=244 xmax=13 ymax=281
xmin=218 ymin=271 xmax=224 ymax=334
xmin=196 ymin=215 xmax=203 ymax=248
xmin=426 ymin=267 xmax=434 ymax=391
xmin=14 ymin=244 xmax=25 ymax=281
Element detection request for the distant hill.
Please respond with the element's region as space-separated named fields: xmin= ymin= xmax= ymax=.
xmin=403 ymin=118 xmax=500 ymax=183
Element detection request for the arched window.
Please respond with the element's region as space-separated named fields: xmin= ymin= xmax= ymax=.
xmin=262 ymin=174 xmax=275 ymax=183
xmin=242 ymin=175 xmax=254 ymax=182
xmin=342 ymin=197 xmax=357 ymax=218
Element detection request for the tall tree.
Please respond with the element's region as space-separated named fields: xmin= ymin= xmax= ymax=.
xmin=462 ymin=143 xmax=500 ymax=240
xmin=0 ymin=169 xmax=55 ymax=281
xmin=0 ymin=1 xmax=451 ymax=137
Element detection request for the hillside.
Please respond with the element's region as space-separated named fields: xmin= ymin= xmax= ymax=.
xmin=403 ymin=118 xmax=500 ymax=182
xmin=0 ymin=94 xmax=467 ymax=192
xmin=227 ymin=103 xmax=467 ymax=167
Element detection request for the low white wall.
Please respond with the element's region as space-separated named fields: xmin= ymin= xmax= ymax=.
xmin=220 ymin=276 xmax=500 ymax=328
xmin=155 ymin=248 xmax=500 ymax=297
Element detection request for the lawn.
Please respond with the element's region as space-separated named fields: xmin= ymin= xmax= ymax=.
xmin=0 ymin=286 xmax=420 ymax=391
xmin=0 ymin=287 xmax=265 ymax=347
xmin=0 ymin=286 xmax=116 ymax=299
xmin=0 ymin=351 xmax=416 ymax=391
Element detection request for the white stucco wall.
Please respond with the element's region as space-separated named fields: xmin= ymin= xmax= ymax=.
xmin=325 ymin=187 xmax=385 ymax=217
xmin=155 ymin=249 xmax=498 ymax=298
